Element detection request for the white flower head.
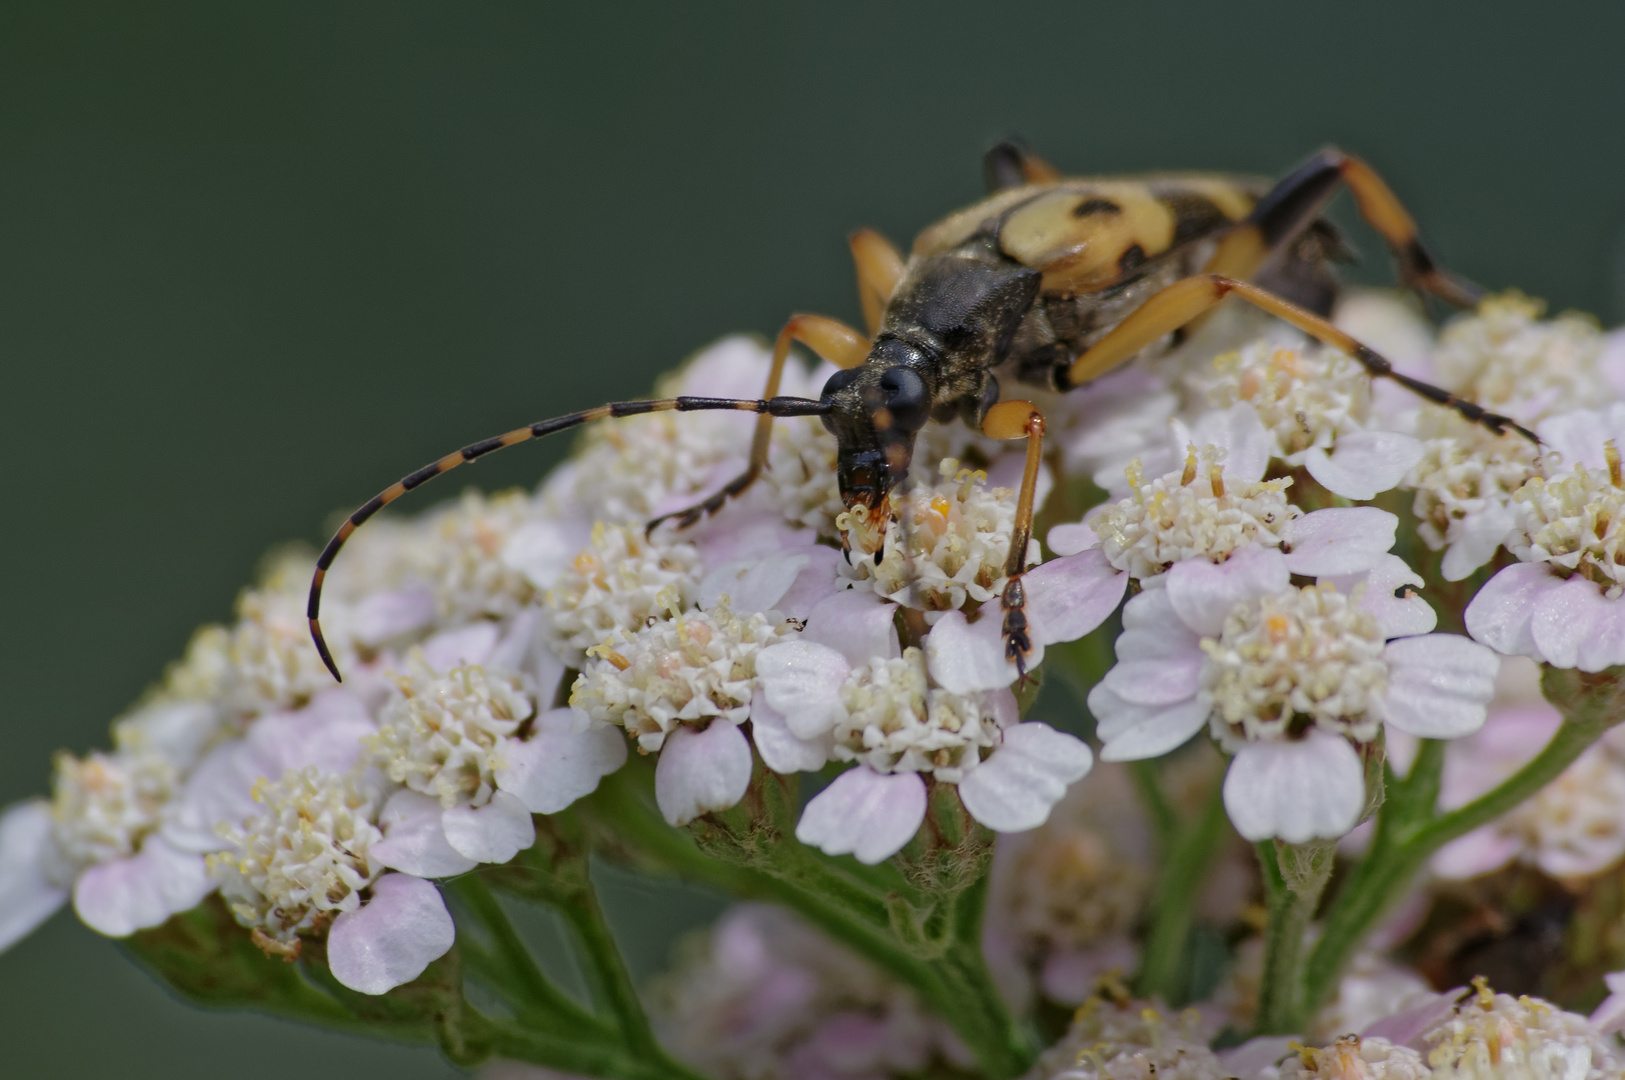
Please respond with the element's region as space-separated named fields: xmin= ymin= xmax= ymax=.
xmin=1089 ymin=544 xmax=1496 ymax=842
xmin=208 ymin=766 xmax=385 ymax=948
xmin=1028 ymin=997 xmax=1226 ymax=1080
xmin=571 ymin=592 xmax=783 ymax=752
xmin=837 ymin=458 xmax=1037 ymax=613
xmin=1420 ymin=980 xmax=1621 ymax=1079
xmin=542 ymin=522 xmax=701 ymax=665
xmin=1202 ymin=339 xmax=1423 ymax=500
xmin=1276 ymin=1036 xmax=1430 ymax=1080
xmin=410 ymin=489 xmax=538 ymax=623
xmin=1466 ymin=405 xmax=1625 ymax=670
xmin=1433 ymin=292 xmax=1612 ymax=419
xmin=371 ymin=656 xmax=535 ymax=810
xmin=50 ymin=749 xmax=175 ymax=870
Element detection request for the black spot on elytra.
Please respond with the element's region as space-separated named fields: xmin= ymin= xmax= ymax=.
xmin=1118 ymin=243 xmax=1147 ymax=275
xmin=1072 ymin=197 xmax=1122 ymax=218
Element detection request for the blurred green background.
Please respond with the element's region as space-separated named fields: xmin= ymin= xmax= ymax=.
xmin=3 ymin=2 xmax=1624 ymax=1074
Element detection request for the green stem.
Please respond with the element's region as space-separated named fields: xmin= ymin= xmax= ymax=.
xmin=1128 ymin=759 xmax=1178 ymax=847
xmin=933 ymin=868 xmax=1034 ymax=1079
xmin=1253 ymin=838 xmax=1334 ymax=1035
xmin=448 ymin=875 xmax=603 ymax=1033
xmin=1136 ymin=778 xmax=1226 ymax=1003
xmin=1305 ymin=666 xmax=1625 ymax=1018
xmin=557 ymin=882 xmax=666 ymax=1062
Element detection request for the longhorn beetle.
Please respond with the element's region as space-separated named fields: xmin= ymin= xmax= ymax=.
xmin=308 ymin=144 xmax=1537 ymax=681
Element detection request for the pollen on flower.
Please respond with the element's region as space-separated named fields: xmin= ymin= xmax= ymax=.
xmin=1405 ymin=408 xmax=1541 ymax=557
xmin=1028 ymin=995 xmax=1224 ymax=1080
xmin=1276 ymin=1035 xmax=1430 ymax=1080
xmin=208 ymin=766 xmax=384 ymax=947
xmin=838 ymin=458 xmax=1036 ymax=612
xmin=543 ymin=523 xmax=701 ymax=664
xmin=1202 ymin=583 xmax=1388 ymax=748
xmin=1432 ymin=291 xmax=1609 ymax=418
xmin=830 ymin=647 xmax=1002 ymax=780
xmin=1509 ymin=459 xmax=1625 ymax=593
xmin=49 ymin=750 xmax=175 ymax=868
xmin=1420 ymin=979 xmax=1621 ymax=1079
xmin=1204 ymin=340 xmax=1371 ymax=457
xmin=409 ymin=489 xmax=537 ymax=622
xmin=1088 ymin=448 xmax=1297 ymax=579
xmin=370 ymin=658 xmax=534 ymax=809
xmin=570 ymin=596 xmax=782 ymax=751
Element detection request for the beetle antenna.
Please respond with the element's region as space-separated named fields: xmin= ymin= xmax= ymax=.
xmin=308 ymin=394 xmax=830 ymax=681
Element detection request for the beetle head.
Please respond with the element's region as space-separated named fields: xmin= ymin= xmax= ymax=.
xmin=817 ymin=339 xmax=936 ymax=512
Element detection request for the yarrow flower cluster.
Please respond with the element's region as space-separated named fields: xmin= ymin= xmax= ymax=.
xmin=7 ymin=297 xmax=1625 ymax=1079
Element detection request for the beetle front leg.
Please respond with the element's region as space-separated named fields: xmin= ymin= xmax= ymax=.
xmin=648 ymin=313 xmax=870 ymax=532
xmin=981 ymin=399 xmax=1046 ymax=677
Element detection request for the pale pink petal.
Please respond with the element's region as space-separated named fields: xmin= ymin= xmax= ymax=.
xmin=802 ymin=591 xmax=899 ymax=666
xmin=700 ymin=552 xmax=811 ymax=615
xmin=328 ymin=873 xmax=455 ymax=995
xmin=1166 ymin=545 xmax=1290 ymax=636
xmin=1528 ymin=574 xmax=1625 ymax=672
xmin=1465 ymin=562 xmax=1561 ymax=660
xmin=485 ymin=608 xmax=540 ymax=673
xmin=1173 ymin=403 xmax=1272 ymax=483
xmin=1046 ymin=521 xmax=1098 ymax=558
xmin=924 ymin=610 xmax=1020 ymax=693
xmin=1091 ymin=690 xmax=1210 ymax=762
xmin=1216 ymin=1038 xmax=1297 ymax=1078
xmin=1362 ymin=988 xmax=1470 ymax=1047
xmin=755 ymin=640 xmax=850 ymax=739
xmin=442 ymin=790 xmax=535 ymax=864
xmin=1223 ymin=733 xmax=1364 ymax=843
xmin=1430 ymin=828 xmax=1522 ymax=880
xmin=772 ymin=546 xmax=847 ymax=618
xmin=749 ymin=690 xmax=832 ymax=774
xmin=421 ymin=623 xmax=501 ymax=671
xmin=348 ymin=587 xmax=435 ymax=645
xmin=1024 ymin=550 xmax=1126 ymax=645
xmin=688 ymin=513 xmax=813 ymax=567
xmin=959 ymin=723 xmax=1093 ymax=832
xmin=370 ymin=790 xmax=477 ymax=878
xmin=795 ymin=768 xmax=926 ymax=865
xmin=501 ymin=516 xmax=592 ymax=591
xmin=1440 ymin=502 xmax=1516 ymax=582
xmin=1280 ymin=507 xmax=1397 ymax=577
xmin=1099 ymin=627 xmax=1203 ymax=705
xmin=1538 ymin=405 xmax=1625 ymax=472
xmin=495 ymin=707 xmax=627 ymax=814
xmin=73 ymin=837 xmax=212 ymax=937
xmin=1378 ymin=634 xmax=1497 ymax=738
xmin=1591 ymin=972 xmax=1625 ymax=1034
xmin=1121 ymin=575 xmax=1176 ymax=629
xmin=1303 ymin=430 xmax=1423 ymax=500
xmin=0 ymin=801 xmax=68 ymax=953
xmin=655 ymin=722 xmax=753 ymax=826
xmin=1327 ymin=554 xmax=1436 ymax=638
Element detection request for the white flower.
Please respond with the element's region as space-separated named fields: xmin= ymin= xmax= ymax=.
xmin=542 ymin=523 xmax=701 ymax=666
xmin=410 ymin=489 xmax=540 ymax=624
xmin=1420 ymin=980 xmax=1621 ymax=1079
xmin=0 ymin=801 xmax=70 ymax=952
xmin=756 ymin=597 xmax=1093 ymax=864
xmin=1201 ymin=339 xmax=1423 ymax=499
xmin=1088 ymin=544 xmax=1496 ymax=842
xmin=836 ymin=457 xmax=1040 ymax=614
xmin=1466 ymin=406 xmax=1625 ymax=670
xmin=1027 ymin=996 xmax=1227 ymax=1080
xmin=1275 ymin=1036 xmax=1431 ymax=1080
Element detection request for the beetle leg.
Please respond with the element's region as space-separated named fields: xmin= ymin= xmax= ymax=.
xmin=983 ymin=139 xmax=1061 ymax=193
xmin=1206 ymin=147 xmax=1483 ymax=308
xmin=849 ymin=229 xmax=907 ymax=336
xmin=981 ymin=399 xmax=1046 ymax=678
xmin=649 ymin=314 xmax=871 ymax=532
xmin=1062 ymin=275 xmax=1536 ymax=442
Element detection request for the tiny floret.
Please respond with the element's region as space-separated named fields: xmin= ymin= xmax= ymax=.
xmin=208 ymin=767 xmax=384 ymax=948
xmin=50 ymin=750 xmax=174 ymax=868
xmin=832 ymin=647 xmax=1002 ymax=780
xmin=371 ymin=658 xmax=535 ymax=809
xmin=1420 ymin=979 xmax=1621 ymax=1079
xmin=544 ymin=523 xmax=701 ymax=663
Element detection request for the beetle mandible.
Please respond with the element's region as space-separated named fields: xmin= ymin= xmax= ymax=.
xmin=307 ymin=143 xmax=1535 ymax=681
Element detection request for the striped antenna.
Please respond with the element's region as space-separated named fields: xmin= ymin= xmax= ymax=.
xmin=308 ymin=394 xmax=830 ymax=681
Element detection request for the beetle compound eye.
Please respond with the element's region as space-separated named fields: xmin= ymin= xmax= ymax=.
xmin=878 ymin=367 xmax=930 ymax=431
